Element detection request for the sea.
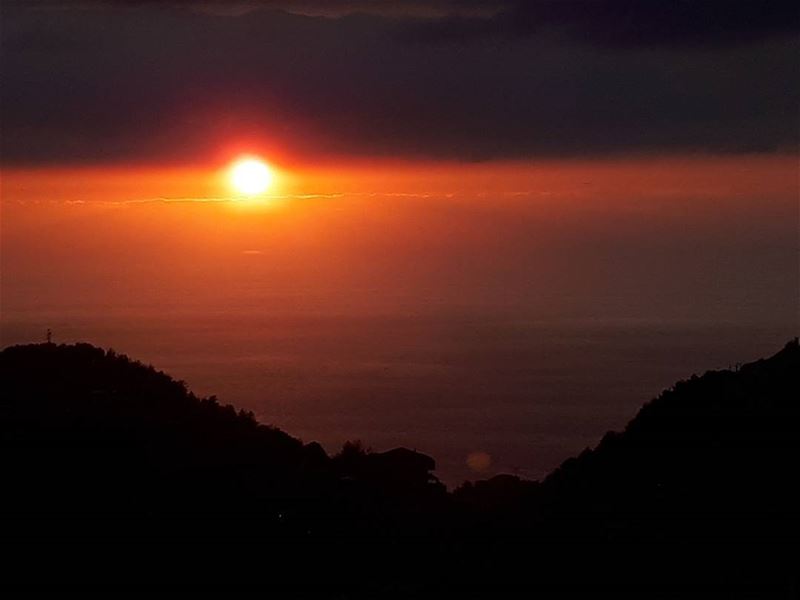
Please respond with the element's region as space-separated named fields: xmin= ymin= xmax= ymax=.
xmin=1 ymin=310 xmax=791 ymax=485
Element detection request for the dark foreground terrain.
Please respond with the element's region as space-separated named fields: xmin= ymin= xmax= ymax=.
xmin=2 ymin=340 xmax=798 ymax=595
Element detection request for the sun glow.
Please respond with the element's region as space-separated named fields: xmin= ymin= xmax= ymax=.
xmin=230 ymin=157 xmax=273 ymax=196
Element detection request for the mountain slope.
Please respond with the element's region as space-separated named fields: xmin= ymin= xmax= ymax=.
xmin=543 ymin=338 xmax=800 ymax=532
xmin=1 ymin=339 xmax=797 ymax=593
xmin=455 ymin=339 xmax=799 ymax=540
xmin=0 ymin=343 xmax=443 ymax=540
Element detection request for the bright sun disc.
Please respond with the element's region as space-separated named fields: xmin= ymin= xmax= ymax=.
xmin=230 ymin=158 xmax=273 ymax=195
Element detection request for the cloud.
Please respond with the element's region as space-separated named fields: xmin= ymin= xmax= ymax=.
xmin=14 ymin=0 xmax=799 ymax=42
xmin=2 ymin=0 xmax=512 ymax=18
xmin=399 ymin=0 xmax=800 ymax=48
xmin=1 ymin=1 xmax=797 ymax=165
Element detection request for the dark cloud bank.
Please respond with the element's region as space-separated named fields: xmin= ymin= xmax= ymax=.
xmin=1 ymin=0 xmax=798 ymax=164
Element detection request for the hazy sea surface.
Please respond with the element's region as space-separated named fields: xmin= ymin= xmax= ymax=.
xmin=3 ymin=183 xmax=797 ymax=484
xmin=1 ymin=310 xmax=791 ymax=485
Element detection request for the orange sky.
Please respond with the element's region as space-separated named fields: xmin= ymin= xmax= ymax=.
xmin=3 ymin=154 xmax=796 ymax=207
xmin=3 ymin=153 xmax=797 ymax=326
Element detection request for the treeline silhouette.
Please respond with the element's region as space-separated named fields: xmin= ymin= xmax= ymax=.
xmin=1 ymin=340 xmax=798 ymax=595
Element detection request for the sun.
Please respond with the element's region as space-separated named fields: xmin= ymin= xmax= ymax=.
xmin=230 ymin=157 xmax=273 ymax=196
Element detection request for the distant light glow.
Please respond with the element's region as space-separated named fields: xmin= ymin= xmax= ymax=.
xmin=466 ymin=451 xmax=492 ymax=472
xmin=230 ymin=157 xmax=273 ymax=196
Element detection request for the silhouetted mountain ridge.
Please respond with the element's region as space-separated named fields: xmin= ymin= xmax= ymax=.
xmin=1 ymin=339 xmax=797 ymax=594
xmin=453 ymin=339 xmax=799 ymax=544
xmin=1 ymin=343 xmax=449 ymax=545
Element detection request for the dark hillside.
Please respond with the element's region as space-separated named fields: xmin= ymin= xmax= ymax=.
xmin=2 ymin=340 xmax=798 ymax=594
xmin=0 ymin=343 xmax=444 ymax=541
xmin=454 ymin=339 xmax=799 ymax=540
xmin=539 ymin=338 xmax=799 ymax=541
